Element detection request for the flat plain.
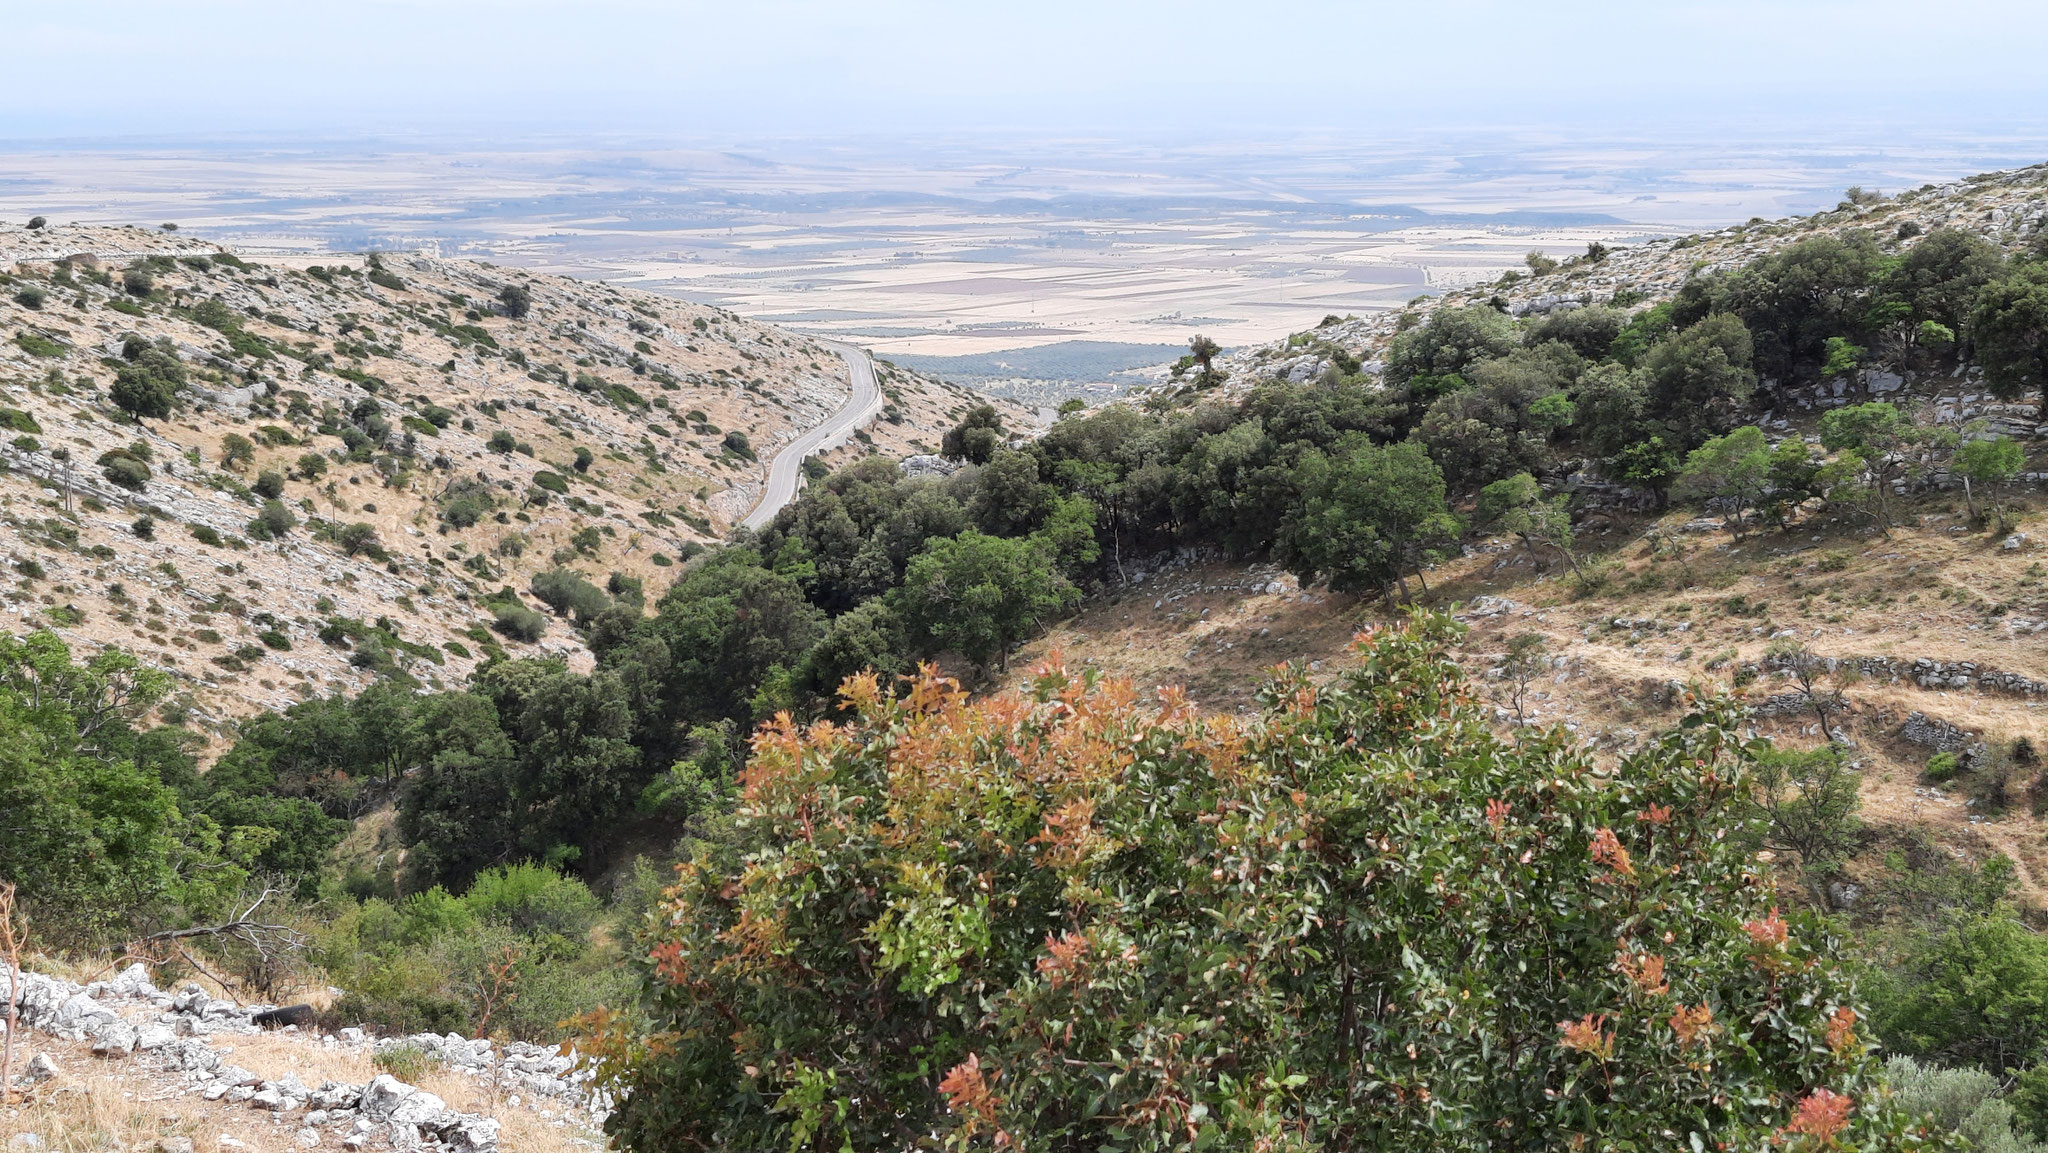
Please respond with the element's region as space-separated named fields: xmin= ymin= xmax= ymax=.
xmin=7 ymin=130 xmax=2048 ymax=390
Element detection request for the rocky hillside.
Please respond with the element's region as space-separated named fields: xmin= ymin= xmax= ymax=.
xmin=0 ymin=222 xmax=1009 ymax=736
xmin=3 ymin=962 xmax=598 ymax=1152
xmin=1190 ymin=160 xmax=2048 ymax=399
xmin=1028 ymin=161 xmax=2048 ymax=903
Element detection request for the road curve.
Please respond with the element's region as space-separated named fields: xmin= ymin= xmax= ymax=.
xmin=741 ymin=339 xmax=882 ymax=530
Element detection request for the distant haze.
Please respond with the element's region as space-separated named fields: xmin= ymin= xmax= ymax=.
xmin=7 ymin=0 xmax=2048 ymax=140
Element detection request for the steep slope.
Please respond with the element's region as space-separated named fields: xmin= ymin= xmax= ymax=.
xmin=1179 ymin=161 xmax=2048 ymax=399
xmin=1015 ymin=162 xmax=2048 ymax=903
xmin=0 ymin=222 xmax=1008 ymax=737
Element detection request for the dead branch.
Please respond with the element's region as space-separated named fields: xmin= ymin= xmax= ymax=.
xmin=1 ymin=881 xmax=21 ymax=1105
xmin=126 ymin=888 xmax=308 ymax=1003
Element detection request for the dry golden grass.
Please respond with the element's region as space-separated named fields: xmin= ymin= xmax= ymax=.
xmin=1 ymin=1030 xmax=605 ymax=1153
xmin=1010 ymin=490 xmax=2048 ymax=907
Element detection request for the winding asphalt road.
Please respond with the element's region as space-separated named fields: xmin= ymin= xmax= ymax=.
xmin=741 ymin=339 xmax=882 ymax=530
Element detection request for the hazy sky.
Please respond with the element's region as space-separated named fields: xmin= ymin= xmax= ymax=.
xmin=7 ymin=0 xmax=2044 ymax=142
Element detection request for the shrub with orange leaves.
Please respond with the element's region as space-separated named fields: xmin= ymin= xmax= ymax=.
xmin=591 ymin=612 xmax=1953 ymax=1152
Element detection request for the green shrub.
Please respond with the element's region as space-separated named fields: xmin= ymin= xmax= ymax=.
xmin=531 ymin=471 xmax=568 ymax=495
xmin=463 ymin=864 xmax=601 ymax=938
xmin=373 ymin=1045 xmax=436 ymax=1083
xmin=437 ymin=478 xmax=497 ymax=529
xmin=595 ymin=615 xmax=1919 ymax=1152
xmin=13 ymin=331 xmax=64 ymax=358
xmin=1882 ymin=1056 xmax=2042 ymax=1152
xmin=335 ymin=522 xmax=381 ymax=557
xmin=98 ymin=449 xmax=151 ymax=490
xmin=1925 ymin=751 xmax=1961 ymax=783
xmin=0 ymin=407 xmax=41 ymax=434
xmin=13 ymin=287 xmax=45 ymax=310
xmin=492 ymin=602 xmax=546 ymax=642
xmin=250 ymin=500 xmax=297 ymax=539
xmin=486 ymin=430 xmax=516 ymax=453
xmin=188 ymin=523 xmax=224 ymax=547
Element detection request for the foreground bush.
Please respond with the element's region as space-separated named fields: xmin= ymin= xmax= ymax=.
xmin=316 ymin=865 xmax=628 ymax=1041
xmin=585 ymin=614 xmax=1940 ymax=1151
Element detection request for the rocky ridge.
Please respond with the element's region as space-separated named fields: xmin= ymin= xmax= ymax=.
xmin=3 ymin=963 xmax=599 ymax=1151
xmin=1181 ymin=162 xmax=2048 ymax=406
xmin=0 ymin=221 xmax=1017 ymax=731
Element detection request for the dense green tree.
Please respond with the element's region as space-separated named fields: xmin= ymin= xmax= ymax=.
xmin=110 ymin=343 xmax=186 ymax=421
xmin=895 ymin=531 xmax=1076 ymax=673
xmin=1719 ymin=230 xmax=1889 ymax=382
xmin=1971 ymin=265 xmax=2048 ymax=400
xmin=478 ymin=660 xmax=640 ymax=873
xmin=873 ymin=481 xmax=970 ymax=576
xmin=969 ymin=449 xmax=1058 ymax=538
xmin=1872 ymin=905 xmax=2048 ymax=1073
xmin=1642 ymin=314 xmax=1757 ymax=447
xmin=1475 ymin=471 xmax=1582 ymax=577
xmin=1523 ymin=304 xmax=1626 ymax=360
xmin=0 ymin=633 xmax=249 ymax=946
xmin=1955 ymin=434 xmax=2027 ymax=522
xmin=400 ymin=661 xmax=644 ymax=890
xmin=1170 ymin=419 xmax=1298 ymax=557
xmin=941 ymin=403 xmax=1006 ymax=464
xmin=1570 ymin=361 xmax=1651 ymax=459
xmin=1234 ymin=378 xmax=1397 ymax=450
xmin=797 ymin=598 xmax=909 ymax=701
xmin=395 ymin=691 xmax=521 ymax=889
xmin=1383 ymin=304 xmax=1518 ymax=399
xmin=1819 ymin=401 xmax=1922 ymax=533
xmin=1888 ymin=228 xmax=2006 ymax=341
xmin=497 ymin=283 xmax=532 ymax=319
xmin=1416 ymin=348 xmax=1575 ymax=490
xmin=627 ymin=548 xmax=823 ymax=764
xmin=1281 ymin=438 xmax=1457 ymax=599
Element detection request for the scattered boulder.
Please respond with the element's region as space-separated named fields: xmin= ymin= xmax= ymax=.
xmin=359 ymin=1073 xmax=448 ymax=1126
xmin=88 ymin=1016 xmax=138 ymax=1056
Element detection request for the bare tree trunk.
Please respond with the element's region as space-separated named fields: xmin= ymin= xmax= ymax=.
xmin=1 ymin=881 xmax=20 ymax=1105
